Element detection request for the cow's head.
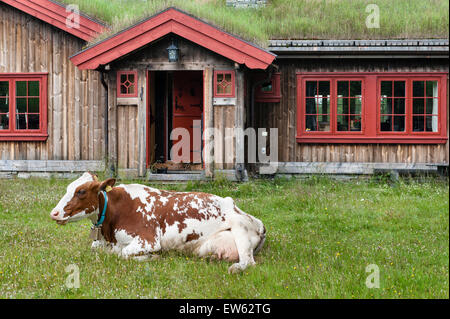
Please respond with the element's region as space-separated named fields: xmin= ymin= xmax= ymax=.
xmin=50 ymin=172 xmax=116 ymax=225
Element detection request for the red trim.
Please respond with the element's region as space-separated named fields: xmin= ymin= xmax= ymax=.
xmin=117 ymin=70 xmax=138 ymax=98
xmin=1 ymin=0 xmax=106 ymax=41
xmin=255 ymin=73 xmax=281 ymax=103
xmin=70 ymin=8 xmax=275 ymax=70
xmin=296 ymin=72 xmax=448 ymax=144
xmin=0 ymin=73 xmax=48 ymax=141
xmin=214 ymin=70 xmax=235 ymax=98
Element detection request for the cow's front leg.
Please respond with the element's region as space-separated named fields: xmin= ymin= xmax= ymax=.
xmin=119 ymin=236 xmax=161 ymax=260
xmin=91 ymin=238 xmax=108 ymax=250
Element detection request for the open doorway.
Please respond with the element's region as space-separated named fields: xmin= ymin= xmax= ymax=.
xmin=147 ymin=70 xmax=203 ymax=172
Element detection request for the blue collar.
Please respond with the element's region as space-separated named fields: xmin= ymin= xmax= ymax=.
xmin=95 ymin=191 xmax=108 ymax=227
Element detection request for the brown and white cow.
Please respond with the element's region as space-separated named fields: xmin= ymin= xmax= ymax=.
xmin=50 ymin=172 xmax=266 ymax=273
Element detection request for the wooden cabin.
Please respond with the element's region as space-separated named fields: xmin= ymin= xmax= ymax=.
xmin=0 ymin=1 xmax=448 ymax=180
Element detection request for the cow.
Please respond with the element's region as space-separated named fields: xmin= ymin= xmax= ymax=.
xmin=50 ymin=172 xmax=266 ymax=273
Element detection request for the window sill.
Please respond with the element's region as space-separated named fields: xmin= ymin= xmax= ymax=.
xmin=296 ymin=136 xmax=448 ymax=144
xmin=0 ymin=134 xmax=48 ymax=141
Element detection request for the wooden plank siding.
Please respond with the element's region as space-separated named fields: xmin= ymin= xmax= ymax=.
xmin=254 ymin=59 xmax=449 ymax=164
xmin=0 ymin=3 xmax=105 ymax=162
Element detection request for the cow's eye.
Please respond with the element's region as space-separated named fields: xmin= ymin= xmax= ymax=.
xmin=77 ymin=189 xmax=86 ymax=196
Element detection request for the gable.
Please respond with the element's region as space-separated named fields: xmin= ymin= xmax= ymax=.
xmin=0 ymin=0 xmax=106 ymax=41
xmin=70 ymin=7 xmax=276 ymax=70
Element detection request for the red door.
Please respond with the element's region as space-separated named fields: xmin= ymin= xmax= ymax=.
xmin=172 ymin=71 xmax=203 ymax=163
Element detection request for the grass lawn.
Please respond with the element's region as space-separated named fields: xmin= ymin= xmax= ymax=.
xmin=59 ymin=0 xmax=449 ymax=46
xmin=0 ymin=175 xmax=448 ymax=299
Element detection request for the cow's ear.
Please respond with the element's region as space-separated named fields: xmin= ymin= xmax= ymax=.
xmin=99 ymin=178 xmax=116 ymax=191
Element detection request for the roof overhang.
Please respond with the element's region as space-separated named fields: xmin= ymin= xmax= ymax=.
xmin=70 ymin=7 xmax=276 ymax=70
xmin=0 ymin=0 xmax=107 ymax=41
xmin=269 ymin=39 xmax=449 ymax=59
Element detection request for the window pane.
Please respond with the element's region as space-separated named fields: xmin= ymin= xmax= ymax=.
xmin=380 ymin=116 xmax=392 ymax=131
xmin=27 ymin=114 xmax=39 ymax=130
xmin=305 ymin=115 xmax=317 ymax=131
xmin=337 ymin=81 xmax=349 ymax=97
xmin=120 ymin=74 xmax=127 ymax=83
xmin=350 ymin=81 xmax=362 ymax=97
xmin=120 ymin=85 xmax=128 ymax=94
xmin=16 ymin=81 xmax=27 ymax=97
xmin=350 ymin=115 xmax=362 ymax=131
xmin=224 ymin=74 xmax=232 ymax=82
xmin=413 ymin=99 xmax=424 ymax=114
xmin=317 ymin=98 xmax=329 ymax=114
xmin=426 ymin=98 xmax=438 ymax=115
xmin=16 ymin=113 xmax=26 ymax=129
xmin=381 ymin=81 xmax=392 ymax=97
xmin=317 ymin=115 xmax=330 ymax=131
xmin=351 ymin=97 xmax=362 ymax=114
xmin=16 ymin=98 xmax=27 ymax=113
xmin=337 ymin=98 xmax=347 ymax=114
xmin=0 ymin=81 xmax=8 ymax=96
xmin=318 ymin=81 xmax=330 ymax=97
xmin=261 ymin=82 xmax=272 ymax=92
xmin=425 ymin=116 xmax=438 ymax=132
xmin=394 ymin=81 xmax=405 ymax=97
xmin=28 ymin=81 xmax=39 ymax=96
xmin=426 ymin=81 xmax=438 ymax=97
xmin=127 ymin=74 xmax=135 ymax=83
xmin=337 ymin=115 xmax=348 ymax=131
xmin=305 ymin=98 xmax=316 ymax=114
xmin=28 ymin=98 xmax=40 ymax=113
xmin=380 ymin=98 xmax=392 ymax=114
xmin=128 ymin=85 xmax=135 ymax=94
xmin=393 ymin=116 xmax=405 ymax=132
xmin=0 ymin=114 xmax=8 ymax=130
xmin=224 ymin=84 xmax=232 ymax=94
xmin=305 ymin=81 xmax=317 ymax=97
xmin=0 ymin=98 xmax=8 ymax=113
xmin=413 ymin=81 xmax=425 ymax=97
xmin=413 ymin=116 xmax=424 ymax=131
xmin=393 ymin=98 xmax=405 ymax=114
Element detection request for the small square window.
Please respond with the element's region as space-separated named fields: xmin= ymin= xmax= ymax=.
xmin=214 ymin=71 xmax=235 ymax=98
xmin=117 ymin=71 xmax=138 ymax=98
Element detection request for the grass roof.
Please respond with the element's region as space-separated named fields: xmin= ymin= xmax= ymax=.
xmin=58 ymin=0 xmax=449 ymax=47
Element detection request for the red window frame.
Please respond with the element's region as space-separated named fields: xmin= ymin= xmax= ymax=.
xmin=214 ymin=70 xmax=235 ymax=98
xmin=117 ymin=70 xmax=138 ymax=98
xmin=296 ymin=72 xmax=447 ymax=144
xmin=376 ymin=76 xmax=444 ymax=137
xmin=0 ymin=73 xmax=48 ymax=141
xmin=255 ymin=73 xmax=281 ymax=103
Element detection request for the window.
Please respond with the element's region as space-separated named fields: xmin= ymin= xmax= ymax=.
xmin=412 ymin=80 xmax=438 ymax=132
xmin=298 ymin=77 xmax=364 ymax=135
xmin=255 ymin=73 xmax=281 ymax=103
xmin=117 ymin=71 xmax=138 ymax=97
xmin=377 ymin=77 xmax=443 ymax=136
xmin=214 ymin=71 xmax=235 ymax=97
xmin=0 ymin=73 xmax=48 ymax=141
xmin=297 ymin=73 xmax=447 ymax=144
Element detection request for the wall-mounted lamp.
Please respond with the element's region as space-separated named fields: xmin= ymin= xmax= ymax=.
xmin=166 ymin=38 xmax=179 ymax=62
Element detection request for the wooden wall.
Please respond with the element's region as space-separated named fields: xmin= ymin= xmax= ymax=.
xmin=0 ymin=3 xmax=105 ymax=161
xmin=255 ymin=59 xmax=449 ymax=164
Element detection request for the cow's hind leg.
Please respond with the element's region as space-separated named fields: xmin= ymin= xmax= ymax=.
xmin=228 ymin=226 xmax=257 ymax=274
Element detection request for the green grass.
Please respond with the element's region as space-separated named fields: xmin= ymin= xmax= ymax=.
xmin=58 ymin=0 xmax=449 ymax=47
xmin=0 ymin=176 xmax=448 ymax=298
